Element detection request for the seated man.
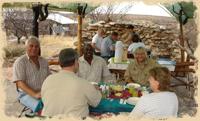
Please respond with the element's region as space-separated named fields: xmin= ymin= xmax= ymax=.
xmin=101 ymin=32 xmax=118 ymax=60
xmin=124 ymin=47 xmax=160 ymax=86
xmin=78 ymin=44 xmax=113 ymax=83
xmin=12 ymin=36 xmax=51 ymax=113
xmin=130 ymin=67 xmax=178 ymax=119
xmin=41 ymin=48 xmax=102 ymax=119
xmin=91 ymin=28 xmax=105 ymax=56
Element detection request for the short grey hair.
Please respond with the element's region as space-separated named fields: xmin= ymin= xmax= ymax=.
xmin=25 ymin=36 xmax=40 ymax=47
xmin=133 ymin=47 xmax=148 ymax=58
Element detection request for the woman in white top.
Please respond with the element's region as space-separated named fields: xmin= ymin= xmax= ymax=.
xmin=130 ymin=67 xmax=178 ymax=119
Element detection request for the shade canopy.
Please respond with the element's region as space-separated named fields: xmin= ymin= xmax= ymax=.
xmin=47 ymin=13 xmax=78 ymax=24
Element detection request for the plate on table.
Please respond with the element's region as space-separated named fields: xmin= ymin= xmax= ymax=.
xmin=126 ymin=83 xmax=141 ymax=88
xmin=91 ymin=82 xmax=98 ymax=85
xmin=127 ymin=97 xmax=140 ymax=105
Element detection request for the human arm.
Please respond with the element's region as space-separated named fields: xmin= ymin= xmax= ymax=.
xmin=84 ymin=82 xmax=102 ymax=107
xmin=102 ymin=59 xmax=114 ymax=82
xmin=16 ymin=81 xmax=41 ymax=99
xmin=91 ymin=34 xmax=101 ymax=51
xmin=129 ymin=97 xmax=146 ymax=119
xmin=124 ymin=63 xmax=134 ymax=83
xmin=91 ymin=43 xmax=101 ymax=51
xmin=13 ymin=59 xmax=41 ymax=99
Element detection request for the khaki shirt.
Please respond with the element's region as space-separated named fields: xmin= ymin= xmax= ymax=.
xmin=124 ymin=58 xmax=160 ymax=86
xmin=13 ymin=54 xmax=51 ymax=91
xmin=41 ymin=70 xmax=102 ymax=118
xmin=78 ymin=55 xmax=113 ymax=83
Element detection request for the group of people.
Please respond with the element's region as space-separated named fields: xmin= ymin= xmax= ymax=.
xmin=92 ymin=25 xmax=146 ymax=60
xmin=12 ymin=34 xmax=178 ymax=119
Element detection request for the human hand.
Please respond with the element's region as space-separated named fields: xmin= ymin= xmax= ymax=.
xmin=94 ymin=85 xmax=101 ymax=91
xmin=34 ymin=92 xmax=41 ymax=99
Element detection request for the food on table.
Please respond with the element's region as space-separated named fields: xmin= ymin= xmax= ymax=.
xmin=128 ymin=87 xmax=138 ymax=97
xmin=126 ymin=83 xmax=141 ymax=89
xmin=127 ymin=97 xmax=140 ymax=105
xmin=115 ymin=93 xmax=122 ymax=97
xmin=91 ymin=82 xmax=98 ymax=85
xmin=110 ymin=85 xmax=123 ymax=92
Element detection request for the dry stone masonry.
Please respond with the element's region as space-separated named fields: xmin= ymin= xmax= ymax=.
xmin=82 ymin=21 xmax=181 ymax=61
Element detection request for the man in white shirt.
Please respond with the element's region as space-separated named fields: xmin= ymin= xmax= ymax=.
xmin=41 ymin=48 xmax=102 ymax=119
xmin=91 ymin=28 xmax=105 ymax=55
xmin=78 ymin=44 xmax=113 ymax=83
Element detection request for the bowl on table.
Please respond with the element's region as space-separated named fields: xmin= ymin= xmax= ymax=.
xmin=127 ymin=97 xmax=140 ymax=105
xmin=126 ymin=83 xmax=141 ymax=89
xmin=90 ymin=82 xmax=98 ymax=85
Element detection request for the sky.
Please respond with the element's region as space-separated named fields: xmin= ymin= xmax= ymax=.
xmin=92 ymin=1 xmax=173 ymax=17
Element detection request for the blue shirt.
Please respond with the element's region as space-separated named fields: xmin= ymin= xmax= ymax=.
xmin=101 ymin=36 xmax=115 ymax=57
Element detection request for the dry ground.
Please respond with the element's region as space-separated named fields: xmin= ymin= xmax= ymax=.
xmin=2 ymin=35 xmax=76 ymax=117
xmin=2 ymin=35 xmax=198 ymax=118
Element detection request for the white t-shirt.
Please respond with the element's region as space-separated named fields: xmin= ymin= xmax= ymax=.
xmin=92 ymin=34 xmax=103 ymax=52
xmin=114 ymin=41 xmax=124 ymax=63
xmin=130 ymin=91 xmax=178 ymax=119
xmin=128 ymin=42 xmax=145 ymax=53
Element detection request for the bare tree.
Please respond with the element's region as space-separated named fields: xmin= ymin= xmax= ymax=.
xmin=2 ymin=8 xmax=32 ymax=44
xmin=88 ymin=2 xmax=133 ymax=22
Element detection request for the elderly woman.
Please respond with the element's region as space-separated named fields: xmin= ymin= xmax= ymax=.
xmin=129 ymin=67 xmax=178 ymax=119
xmin=124 ymin=47 xmax=160 ymax=86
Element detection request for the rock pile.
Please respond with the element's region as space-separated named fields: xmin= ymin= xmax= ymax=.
xmin=82 ymin=21 xmax=181 ymax=61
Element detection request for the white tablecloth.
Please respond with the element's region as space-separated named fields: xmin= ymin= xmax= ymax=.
xmin=108 ymin=58 xmax=176 ymax=71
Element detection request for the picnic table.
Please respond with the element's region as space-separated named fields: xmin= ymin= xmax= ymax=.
xmin=88 ymin=82 xmax=150 ymax=116
xmin=107 ymin=57 xmax=195 ymax=90
xmin=108 ymin=57 xmax=176 ymax=79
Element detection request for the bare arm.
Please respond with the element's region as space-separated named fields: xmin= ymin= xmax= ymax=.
xmin=84 ymin=82 xmax=102 ymax=107
xmin=91 ymin=43 xmax=100 ymax=51
xmin=16 ymin=81 xmax=41 ymax=99
xmin=124 ymin=63 xmax=134 ymax=83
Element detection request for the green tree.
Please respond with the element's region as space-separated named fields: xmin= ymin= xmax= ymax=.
xmin=165 ymin=1 xmax=197 ymax=62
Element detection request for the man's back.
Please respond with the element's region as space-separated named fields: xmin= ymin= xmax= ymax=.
xmin=41 ymin=70 xmax=101 ymax=118
xmin=101 ymin=36 xmax=113 ymax=57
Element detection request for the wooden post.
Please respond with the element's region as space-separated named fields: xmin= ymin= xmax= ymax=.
xmin=179 ymin=20 xmax=185 ymax=62
xmin=77 ymin=14 xmax=82 ymax=56
xmin=178 ymin=7 xmax=185 ymax=62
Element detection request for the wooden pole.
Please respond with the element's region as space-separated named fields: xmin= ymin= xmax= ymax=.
xmin=179 ymin=9 xmax=185 ymax=62
xmin=179 ymin=21 xmax=185 ymax=62
xmin=77 ymin=14 xmax=82 ymax=56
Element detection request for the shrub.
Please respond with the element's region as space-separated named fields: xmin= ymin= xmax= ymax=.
xmin=3 ymin=44 xmax=26 ymax=60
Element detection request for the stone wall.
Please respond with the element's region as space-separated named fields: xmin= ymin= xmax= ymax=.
xmin=82 ymin=21 xmax=181 ymax=61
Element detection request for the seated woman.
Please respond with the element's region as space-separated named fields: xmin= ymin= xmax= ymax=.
xmin=124 ymin=47 xmax=160 ymax=86
xmin=129 ymin=67 xmax=178 ymax=119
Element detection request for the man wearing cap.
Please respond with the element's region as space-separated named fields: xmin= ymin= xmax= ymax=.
xmin=124 ymin=47 xmax=161 ymax=86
